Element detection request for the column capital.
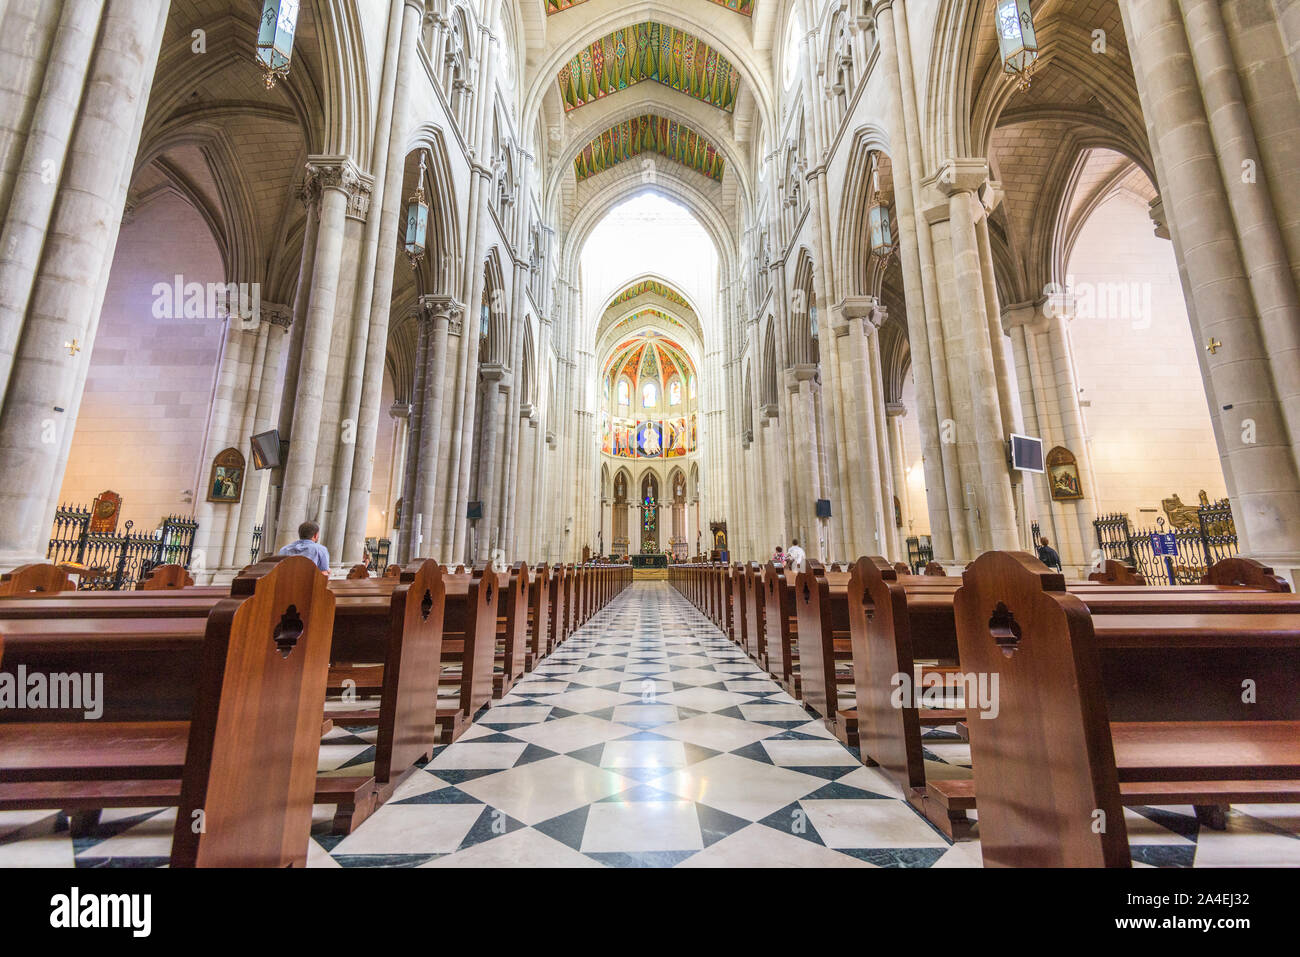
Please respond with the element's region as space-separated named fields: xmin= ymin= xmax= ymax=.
xmin=261 ymin=302 xmax=293 ymax=329
xmin=519 ymin=401 xmax=537 ymax=420
xmin=480 ymin=361 xmax=510 ymax=384
xmin=885 ymin=401 xmax=907 ymax=418
xmin=1149 ymin=196 xmax=1170 ymax=240
xmin=760 ymin=402 xmax=780 ymax=420
xmin=419 ymin=294 xmax=464 ymax=328
xmin=785 ymin=364 xmax=819 ymax=392
xmin=389 ymin=401 xmax=412 ymax=420
xmin=929 ymin=157 xmax=991 ymax=197
xmin=1002 ymin=300 xmax=1050 ymax=333
xmin=305 ymin=155 xmax=373 ymax=220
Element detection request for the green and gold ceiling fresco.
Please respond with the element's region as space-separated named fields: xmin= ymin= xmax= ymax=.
xmin=558 ymin=23 xmax=742 ymax=113
xmin=608 ymin=280 xmax=693 ymax=311
xmin=547 ymin=0 xmax=753 ymax=16
xmin=603 ymin=332 xmax=697 ymax=391
xmin=574 ymin=113 xmax=725 ymax=184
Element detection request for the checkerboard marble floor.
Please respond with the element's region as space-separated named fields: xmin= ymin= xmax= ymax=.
xmin=3 ymin=582 xmax=1297 ymax=867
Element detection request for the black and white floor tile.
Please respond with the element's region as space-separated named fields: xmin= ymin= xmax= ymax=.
xmin=2 ymin=583 xmax=1297 ymax=867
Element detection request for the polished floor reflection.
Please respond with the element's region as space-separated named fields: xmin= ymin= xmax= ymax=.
xmin=2 ymin=582 xmax=1295 ymax=867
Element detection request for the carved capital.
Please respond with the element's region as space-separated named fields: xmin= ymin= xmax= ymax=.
xmin=885 ymin=401 xmax=907 ymax=418
xmin=929 ymin=158 xmax=991 ymax=197
xmin=305 ymin=155 xmax=373 ymax=221
xmin=261 ymin=302 xmax=293 ymax=329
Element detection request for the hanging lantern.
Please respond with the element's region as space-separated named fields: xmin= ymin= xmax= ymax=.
xmin=995 ymin=0 xmax=1039 ymax=91
xmin=257 ymin=0 xmax=300 ymax=90
xmin=869 ymin=200 xmax=895 ymax=259
xmin=404 ymin=156 xmax=430 ymax=268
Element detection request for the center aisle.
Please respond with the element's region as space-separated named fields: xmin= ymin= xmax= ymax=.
xmin=311 ymin=581 xmax=978 ymax=867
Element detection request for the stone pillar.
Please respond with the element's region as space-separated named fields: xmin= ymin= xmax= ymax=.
xmin=474 ymin=362 xmax=507 ymax=562
xmin=787 ymin=365 xmax=823 ymax=557
xmin=928 ymin=160 xmax=1019 ymax=555
xmin=1121 ymin=0 xmax=1300 ymax=576
xmin=0 ymin=0 xmax=170 ymax=568
xmin=866 ymin=306 xmax=902 ymax=561
xmin=886 ymin=402 xmax=912 ymax=537
xmin=0 ymin=0 xmax=104 ymax=399
xmin=384 ymin=401 xmax=410 ymax=544
xmin=398 ymin=311 xmax=430 ymax=562
xmin=339 ymin=0 xmax=427 ymax=564
xmin=414 ymin=297 xmax=460 ymax=559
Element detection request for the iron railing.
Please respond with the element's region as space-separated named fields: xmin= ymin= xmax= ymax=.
xmin=47 ymin=503 xmax=198 ymax=590
xmin=1093 ymin=498 xmax=1238 ymax=585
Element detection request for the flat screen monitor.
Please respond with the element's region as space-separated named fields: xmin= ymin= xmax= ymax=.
xmin=1010 ymin=433 xmax=1045 ymax=473
xmin=250 ymin=429 xmax=283 ymax=470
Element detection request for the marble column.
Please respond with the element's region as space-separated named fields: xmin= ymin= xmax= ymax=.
xmin=399 ymin=310 xmax=430 ymax=562
xmin=886 ymin=402 xmax=912 ymax=536
xmin=474 ymin=362 xmax=508 ymax=562
xmin=0 ymin=0 xmax=170 ymax=568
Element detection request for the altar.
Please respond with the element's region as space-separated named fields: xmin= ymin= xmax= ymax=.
xmin=631 ymin=554 xmax=668 ymax=570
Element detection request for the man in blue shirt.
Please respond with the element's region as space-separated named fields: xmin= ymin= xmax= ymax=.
xmin=279 ymin=521 xmax=330 ymax=573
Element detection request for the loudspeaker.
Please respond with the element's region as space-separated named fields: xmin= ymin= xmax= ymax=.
xmin=467 ymin=501 xmax=484 ymax=520
xmin=250 ymin=430 xmax=284 ymax=470
xmin=815 ymin=499 xmax=832 ymax=519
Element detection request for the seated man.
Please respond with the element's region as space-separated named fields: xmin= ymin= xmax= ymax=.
xmin=279 ymin=521 xmax=331 ymax=573
xmin=1035 ymin=536 xmax=1062 ymax=572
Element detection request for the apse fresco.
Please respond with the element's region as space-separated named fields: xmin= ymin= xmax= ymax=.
xmin=606 ymin=415 xmax=697 ymax=460
xmin=573 ymin=113 xmax=725 ymax=184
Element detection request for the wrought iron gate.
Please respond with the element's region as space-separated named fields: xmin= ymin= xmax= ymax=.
xmin=47 ymin=502 xmax=198 ymax=590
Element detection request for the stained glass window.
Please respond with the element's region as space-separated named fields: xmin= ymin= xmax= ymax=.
xmin=617 ymin=380 xmax=630 ymax=407
xmin=643 ymin=382 xmax=658 ymax=408
xmin=669 ymin=380 xmax=682 ymax=406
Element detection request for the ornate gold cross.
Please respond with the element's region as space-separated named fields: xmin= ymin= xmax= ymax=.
xmin=64 ymin=339 xmax=81 ymax=357
xmin=1206 ymin=338 xmax=1222 ymax=355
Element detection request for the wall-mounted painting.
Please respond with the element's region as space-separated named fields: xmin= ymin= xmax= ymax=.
xmin=1046 ymin=446 xmax=1084 ymax=502
xmin=208 ymin=447 xmax=246 ymax=503
xmin=637 ymin=420 xmax=663 ymax=458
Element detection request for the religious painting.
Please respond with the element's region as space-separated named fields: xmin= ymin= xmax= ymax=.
xmin=393 ymin=497 xmax=403 ymax=530
xmin=689 ymin=414 xmax=698 ymax=451
xmin=664 ymin=417 xmax=688 ymax=457
xmin=1046 ymin=446 xmax=1083 ymax=502
xmin=89 ymin=490 xmax=122 ymax=534
xmin=894 ymin=495 xmax=903 ymax=529
xmin=637 ymin=420 xmax=663 ymax=458
xmin=615 ymin=423 xmax=636 ymax=458
xmin=600 ymin=410 xmax=611 ymax=454
xmin=207 ymin=447 xmax=246 ymax=503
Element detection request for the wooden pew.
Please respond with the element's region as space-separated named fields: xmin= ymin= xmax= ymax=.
xmin=0 ymin=564 xmax=75 ymax=596
xmin=547 ymin=564 xmax=567 ymax=654
xmin=793 ymin=563 xmax=856 ymax=744
xmin=1088 ymin=559 xmax=1146 ymax=585
xmin=347 ymin=563 xmax=371 ymax=580
xmin=761 ymin=563 xmax=800 ymax=696
xmin=526 ymin=564 xmax=552 ymax=672
xmin=849 ymin=553 xmax=1299 ymax=840
xmin=423 ymin=566 xmax=499 ymax=743
xmin=0 ymin=557 xmax=333 ymax=866
xmin=953 ymin=551 xmax=1300 ymax=866
xmin=137 ymin=564 xmax=194 ymax=590
xmin=493 ymin=563 xmax=530 ymax=698
xmin=0 ymin=560 xmax=451 ymax=834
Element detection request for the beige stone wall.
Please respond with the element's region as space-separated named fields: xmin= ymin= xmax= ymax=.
xmin=56 ymin=193 xmax=225 ymax=531
xmin=1067 ymin=189 xmax=1228 ymax=523
xmin=899 ymin=373 xmax=931 ymax=538
xmin=366 ymin=372 xmax=399 ymax=540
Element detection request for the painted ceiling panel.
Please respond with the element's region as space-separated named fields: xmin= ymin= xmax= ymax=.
xmin=558 ymin=23 xmax=741 ymax=113
xmin=548 ymin=0 xmax=753 ymax=16
xmin=609 ymin=281 xmax=693 ymax=311
xmin=574 ymin=113 xmax=725 ymax=184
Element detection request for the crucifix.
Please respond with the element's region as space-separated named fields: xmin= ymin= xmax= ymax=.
xmin=64 ymin=339 xmax=81 ymax=357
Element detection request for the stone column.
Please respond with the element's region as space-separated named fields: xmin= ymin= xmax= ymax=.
xmin=414 ymin=296 xmax=459 ymax=559
xmin=1121 ymin=0 xmax=1300 ymax=575
xmin=930 ymin=161 xmax=1019 ymax=554
xmin=473 ymin=362 xmax=507 ymax=562
xmin=787 ymin=365 xmax=823 ymax=556
xmin=0 ymin=0 xmax=170 ymax=568
xmin=886 ymin=402 xmax=911 ymax=536
xmin=275 ymin=156 xmax=362 ymax=550
xmin=866 ymin=306 xmax=902 ymax=560
xmin=398 ymin=310 xmax=430 ymax=562
xmin=0 ymin=0 xmax=104 ymax=399
xmin=384 ymin=401 xmax=410 ymax=544
xmin=339 ymin=0 xmax=427 ymax=564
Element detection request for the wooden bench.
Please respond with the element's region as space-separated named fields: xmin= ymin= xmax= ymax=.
xmin=761 ymin=563 xmax=800 ymax=697
xmin=848 ymin=553 xmax=1298 ymax=840
xmin=526 ymin=564 xmax=552 ymax=672
xmin=137 ymin=563 xmax=195 ymax=590
xmin=952 ymin=551 xmax=1300 ymax=866
xmin=793 ymin=563 xmax=856 ymax=744
xmin=0 ymin=564 xmax=75 ymax=596
xmin=0 ymin=557 xmax=333 ymax=866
